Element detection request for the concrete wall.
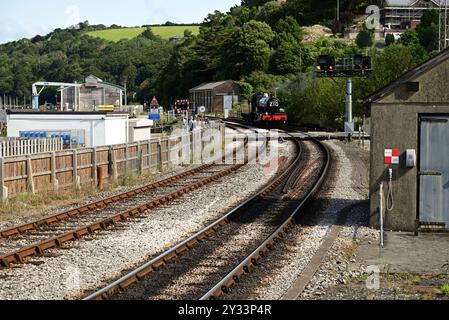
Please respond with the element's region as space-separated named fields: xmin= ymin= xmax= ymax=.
xmin=380 ymin=58 xmax=449 ymax=104
xmin=370 ymin=55 xmax=449 ymax=231
xmin=370 ymin=103 xmax=449 ymax=231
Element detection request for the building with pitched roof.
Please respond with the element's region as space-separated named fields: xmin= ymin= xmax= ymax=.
xmin=61 ymin=75 xmax=125 ymax=112
xmin=381 ymin=0 xmax=446 ymax=30
xmin=366 ymin=47 xmax=449 ymax=232
xmin=189 ymin=81 xmax=240 ymax=113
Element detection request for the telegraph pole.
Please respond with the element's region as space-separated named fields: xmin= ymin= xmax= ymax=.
xmin=444 ymin=0 xmax=448 ymax=49
xmin=337 ymin=0 xmax=340 ymax=21
xmin=439 ymin=0 xmax=449 ymax=51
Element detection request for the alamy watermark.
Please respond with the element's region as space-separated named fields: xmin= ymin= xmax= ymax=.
xmin=365 ymin=5 xmax=381 ymax=30
xmin=168 ymin=127 xmax=281 ymax=175
xmin=365 ymin=265 xmax=381 ymax=290
xmin=64 ymin=264 xmax=81 ymax=292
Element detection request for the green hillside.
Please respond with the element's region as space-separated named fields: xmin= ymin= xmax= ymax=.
xmin=87 ymin=26 xmax=200 ymax=42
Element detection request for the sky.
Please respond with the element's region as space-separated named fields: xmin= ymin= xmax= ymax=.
xmin=0 ymin=0 xmax=242 ymax=43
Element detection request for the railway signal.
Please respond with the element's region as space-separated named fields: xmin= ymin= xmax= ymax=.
xmin=315 ymin=54 xmax=373 ymax=136
xmin=317 ymin=55 xmax=336 ymax=75
xmin=316 ymin=55 xmax=373 ymax=77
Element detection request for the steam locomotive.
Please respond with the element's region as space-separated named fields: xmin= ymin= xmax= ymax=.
xmin=242 ymin=93 xmax=288 ymax=127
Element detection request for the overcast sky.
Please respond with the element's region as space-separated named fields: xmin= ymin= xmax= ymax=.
xmin=0 ymin=0 xmax=241 ymax=43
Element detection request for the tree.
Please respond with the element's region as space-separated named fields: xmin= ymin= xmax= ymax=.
xmin=184 ymin=29 xmax=193 ymax=38
xmin=385 ymin=34 xmax=395 ymax=46
xmin=223 ymin=20 xmax=275 ymax=77
xmin=420 ymin=9 xmax=439 ymax=27
xmin=256 ymin=1 xmax=284 ymax=27
xmin=271 ymin=40 xmax=303 ymax=75
xmin=399 ymin=29 xmax=419 ymax=46
xmin=241 ymin=0 xmax=271 ymax=7
xmin=141 ymin=27 xmax=159 ymax=41
xmin=274 ymin=16 xmax=303 ymax=43
xmin=356 ymin=28 xmax=374 ymax=48
xmin=245 ymin=71 xmax=284 ymax=93
xmin=416 ymin=10 xmax=439 ymax=51
xmin=236 ymin=81 xmax=253 ymax=99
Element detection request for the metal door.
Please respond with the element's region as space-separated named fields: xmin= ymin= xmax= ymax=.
xmin=420 ymin=117 xmax=449 ymax=227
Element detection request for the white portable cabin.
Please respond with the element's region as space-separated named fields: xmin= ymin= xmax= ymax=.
xmin=6 ymin=110 xmax=130 ymax=148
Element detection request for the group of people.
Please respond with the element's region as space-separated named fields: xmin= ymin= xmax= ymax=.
xmin=183 ymin=115 xmax=200 ymax=132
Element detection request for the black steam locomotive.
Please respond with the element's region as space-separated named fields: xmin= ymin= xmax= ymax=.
xmin=242 ymin=93 xmax=288 ymax=127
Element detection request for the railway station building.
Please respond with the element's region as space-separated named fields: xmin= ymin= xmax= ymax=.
xmin=189 ymin=81 xmax=240 ymax=114
xmin=366 ymin=48 xmax=449 ymax=233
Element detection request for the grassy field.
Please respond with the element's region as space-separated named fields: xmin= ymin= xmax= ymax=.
xmin=86 ymin=26 xmax=200 ymax=42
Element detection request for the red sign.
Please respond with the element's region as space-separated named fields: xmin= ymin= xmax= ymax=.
xmin=150 ymin=96 xmax=159 ymax=107
xmin=384 ymin=149 xmax=399 ymax=165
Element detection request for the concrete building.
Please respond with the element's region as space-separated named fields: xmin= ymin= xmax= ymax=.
xmin=365 ymin=48 xmax=449 ymax=232
xmin=7 ymin=110 xmax=129 ymax=148
xmin=381 ymin=0 xmax=448 ymax=30
xmin=189 ymin=81 xmax=240 ymax=114
xmin=61 ymin=75 xmax=124 ymax=112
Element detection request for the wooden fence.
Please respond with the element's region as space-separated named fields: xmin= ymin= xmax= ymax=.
xmin=0 ymin=123 xmax=225 ymax=201
xmin=0 ymin=138 xmax=64 ymax=158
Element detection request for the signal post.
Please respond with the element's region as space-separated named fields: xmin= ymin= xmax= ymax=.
xmin=316 ymin=55 xmax=372 ymax=138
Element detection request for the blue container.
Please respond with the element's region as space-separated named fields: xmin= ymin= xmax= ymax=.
xmin=149 ymin=114 xmax=161 ymax=121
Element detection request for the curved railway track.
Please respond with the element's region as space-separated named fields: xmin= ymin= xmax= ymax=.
xmin=0 ymin=124 xmax=260 ymax=269
xmin=83 ymin=124 xmax=330 ymax=300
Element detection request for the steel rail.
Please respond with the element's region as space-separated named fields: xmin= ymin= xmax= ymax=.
xmin=0 ymin=124 xmax=252 ymax=268
xmin=0 ymin=121 xmax=248 ymax=241
xmin=0 ymin=164 xmax=244 ymax=268
xmin=82 ymin=124 xmax=295 ymax=300
xmin=200 ymin=135 xmax=331 ymax=300
xmin=0 ymin=164 xmax=214 ymax=240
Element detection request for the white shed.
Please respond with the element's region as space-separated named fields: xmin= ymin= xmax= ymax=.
xmin=7 ymin=110 xmax=129 ymax=148
xmin=129 ymin=118 xmax=153 ymax=143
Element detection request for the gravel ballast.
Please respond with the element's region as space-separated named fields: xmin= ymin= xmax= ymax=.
xmin=223 ymin=140 xmax=373 ymax=300
xmin=0 ymin=138 xmax=295 ymax=300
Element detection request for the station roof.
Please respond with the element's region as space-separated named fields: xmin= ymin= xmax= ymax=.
xmin=189 ymin=81 xmax=231 ymax=92
xmin=6 ymin=110 xmax=128 ymax=116
xmin=363 ymin=47 xmax=449 ymax=104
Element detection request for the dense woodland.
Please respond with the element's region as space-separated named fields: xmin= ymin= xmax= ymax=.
xmin=0 ymin=0 xmax=441 ymax=127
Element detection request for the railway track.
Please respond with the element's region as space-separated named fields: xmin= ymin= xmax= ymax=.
xmin=0 ymin=124 xmax=260 ymax=269
xmin=83 ymin=125 xmax=330 ymax=300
